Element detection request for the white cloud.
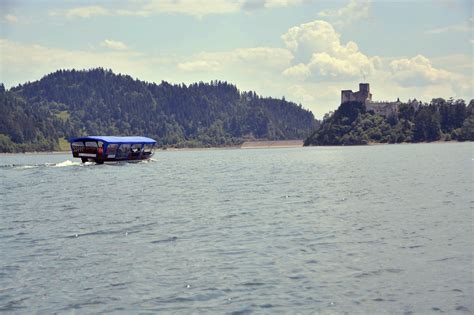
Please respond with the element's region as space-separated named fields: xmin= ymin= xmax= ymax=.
xmin=4 ymin=14 xmax=18 ymax=23
xmin=264 ymin=0 xmax=306 ymax=8
xmin=178 ymin=47 xmax=293 ymax=73
xmin=370 ymin=56 xmax=382 ymax=70
xmin=50 ymin=5 xmax=110 ymax=19
xmin=101 ymin=39 xmax=129 ymax=51
xmin=389 ymin=55 xmax=453 ymax=86
xmin=281 ymin=20 xmax=376 ymax=80
xmin=241 ymin=0 xmax=305 ymax=11
xmin=53 ymin=0 xmax=307 ymax=19
xmin=123 ymin=0 xmax=241 ymax=18
xmin=318 ymin=0 xmax=371 ymax=27
xmin=282 ymin=63 xmax=311 ymax=80
xmin=308 ymin=51 xmax=373 ymax=78
xmin=287 ymin=84 xmax=317 ymax=105
xmin=285 ymin=82 xmax=345 ymax=116
xmin=425 ymin=17 xmax=473 ymax=34
xmin=234 ymin=47 xmax=293 ymax=68
xmin=0 ymin=39 xmax=154 ymax=88
xmin=431 ymin=53 xmax=473 ymax=75
xmin=282 ymin=20 xmax=340 ymax=54
xmin=178 ymin=60 xmax=220 ymax=71
xmin=387 ymin=54 xmax=472 ymax=98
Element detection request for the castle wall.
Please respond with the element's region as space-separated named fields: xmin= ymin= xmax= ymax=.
xmin=366 ymin=101 xmax=400 ymax=117
xmin=341 ymin=83 xmax=400 ymax=117
xmin=340 ymin=83 xmax=372 ymax=104
xmin=357 ymin=83 xmax=372 ymax=102
xmin=341 ymin=90 xmax=354 ymax=103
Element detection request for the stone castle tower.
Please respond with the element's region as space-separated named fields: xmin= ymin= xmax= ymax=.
xmin=341 ymin=83 xmax=372 ymax=104
xmin=341 ymin=83 xmax=400 ymax=117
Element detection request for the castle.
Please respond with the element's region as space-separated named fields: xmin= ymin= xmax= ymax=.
xmin=341 ymin=83 xmax=401 ymax=117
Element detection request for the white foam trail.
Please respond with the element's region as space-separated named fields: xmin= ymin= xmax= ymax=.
xmin=8 ymin=158 xmax=151 ymax=169
xmin=9 ymin=160 xmax=81 ymax=169
xmin=17 ymin=165 xmax=36 ymax=169
xmin=54 ymin=160 xmax=81 ymax=167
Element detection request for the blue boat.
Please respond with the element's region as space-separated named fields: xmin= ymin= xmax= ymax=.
xmin=68 ymin=136 xmax=157 ymax=164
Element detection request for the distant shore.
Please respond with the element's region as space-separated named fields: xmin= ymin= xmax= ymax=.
xmin=241 ymin=140 xmax=303 ymax=149
xmin=1 ymin=140 xmax=468 ymax=155
xmin=0 ymin=140 xmax=304 ymax=155
xmin=152 ymin=140 xmax=304 ymax=152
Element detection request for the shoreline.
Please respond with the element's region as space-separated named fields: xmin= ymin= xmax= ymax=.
xmin=305 ymin=140 xmax=464 ymax=148
xmin=241 ymin=140 xmax=303 ymax=149
xmin=0 ymin=140 xmax=468 ymax=155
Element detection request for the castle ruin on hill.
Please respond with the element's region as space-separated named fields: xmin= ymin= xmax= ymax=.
xmin=341 ymin=83 xmax=416 ymax=117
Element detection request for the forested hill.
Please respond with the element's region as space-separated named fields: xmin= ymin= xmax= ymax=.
xmin=0 ymin=68 xmax=318 ymax=152
xmin=304 ymin=99 xmax=474 ymax=146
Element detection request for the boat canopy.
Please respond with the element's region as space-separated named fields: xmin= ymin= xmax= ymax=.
xmin=69 ymin=136 xmax=157 ymax=144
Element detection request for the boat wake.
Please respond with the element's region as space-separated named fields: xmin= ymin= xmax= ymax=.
xmin=1 ymin=160 xmax=92 ymax=170
xmin=53 ymin=160 xmax=83 ymax=167
xmin=139 ymin=158 xmax=157 ymax=164
xmin=1 ymin=158 xmax=155 ymax=169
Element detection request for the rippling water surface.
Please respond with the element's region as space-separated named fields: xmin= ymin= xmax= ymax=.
xmin=1 ymin=143 xmax=472 ymax=313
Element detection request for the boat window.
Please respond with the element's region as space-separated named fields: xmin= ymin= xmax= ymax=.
xmin=107 ymin=144 xmax=118 ymax=155
xmin=143 ymin=144 xmax=154 ymax=153
xmin=72 ymin=141 xmax=83 ymax=147
xmin=85 ymin=141 xmax=98 ymax=147
xmin=131 ymin=144 xmax=142 ymax=153
xmin=116 ymin=144 xmax=131 ymax=159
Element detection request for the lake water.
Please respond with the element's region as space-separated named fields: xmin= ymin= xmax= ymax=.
xmin=0 ymin=143 xmax=472 ymax=314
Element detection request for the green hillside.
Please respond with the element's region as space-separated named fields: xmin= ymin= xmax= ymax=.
xmin=0 ymin=68 xmax=318 ymax=152
xmin=304 ymin=99 xmax=474 ymax=146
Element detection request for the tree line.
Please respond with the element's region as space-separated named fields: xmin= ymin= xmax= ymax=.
xmin=0 ymin=68 xmax=317 ymax=152
xmin=304 ymin=98 xmax=474 ymax=146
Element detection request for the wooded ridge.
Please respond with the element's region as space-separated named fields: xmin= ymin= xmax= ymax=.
xmin=0 ymin=68 xmax=318 ymax=152
xmin=304 ymin=99 xmax=474 ymax=146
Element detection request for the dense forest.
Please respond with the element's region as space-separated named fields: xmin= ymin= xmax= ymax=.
xmin=0 ymin=68 xmax=317 ymax=152
xmin=304 ymin=98 xmax=474 ymax=146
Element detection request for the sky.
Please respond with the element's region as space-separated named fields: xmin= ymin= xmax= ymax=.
xmin=0 ymin=0 xmax=472 ymax=118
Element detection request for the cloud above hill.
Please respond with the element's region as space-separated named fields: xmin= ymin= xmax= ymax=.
xmin=389 ymin=55 xmax=453 ymax=86
xmin=101 ymin=39 xmax=129 ymax=51
xmin=318 ymin=0 xmax=371 ymax=27
xmin=281 ymin=20 xmax=376 ymax=80
xmin=177 ymin=47 xmax=293 ymax=73
xmin=50 ymin=5 xmax=110 ymax=18
xmin=50 ymin=0 xmax=309 ymax=19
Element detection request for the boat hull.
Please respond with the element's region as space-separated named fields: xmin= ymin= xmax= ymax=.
xmin=80 ymin=155 xmax=153 ymax=164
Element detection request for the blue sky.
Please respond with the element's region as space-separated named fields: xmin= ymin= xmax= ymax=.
xmin=1 ymin=0 xmax=472 ymax=117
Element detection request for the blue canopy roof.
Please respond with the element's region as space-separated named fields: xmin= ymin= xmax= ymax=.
xmin=69 ymin=136 xmax=157 ymax=144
